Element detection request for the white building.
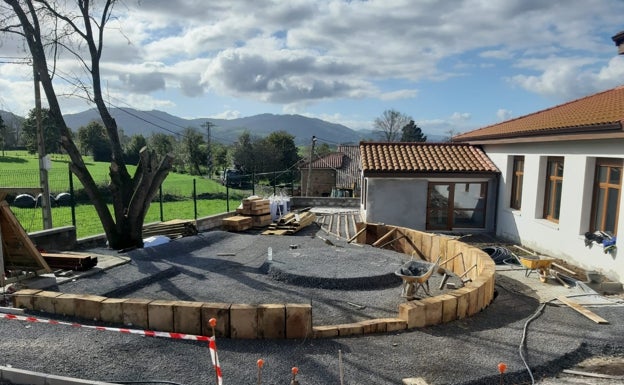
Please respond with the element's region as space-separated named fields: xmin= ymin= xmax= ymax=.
xmin=455 ymin=85 xmax=624 ymax=283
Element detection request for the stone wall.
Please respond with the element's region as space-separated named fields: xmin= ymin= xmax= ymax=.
xmin=14 ymin=223 xmax=496 ymax=339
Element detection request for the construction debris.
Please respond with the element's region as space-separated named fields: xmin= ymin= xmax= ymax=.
xmin=222 ymin=197 xmax=273 ymax=232
xmin=262 ymin=211 xmax=317 ymax=235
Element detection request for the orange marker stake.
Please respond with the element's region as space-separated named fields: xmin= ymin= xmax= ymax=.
xmin=498 ymin=362 xmax=507 ymax=385
xmin=209 ymin=318 xmax=220 ymax=385
xmin=291 ymin=366 xmax=299 ymax=385
xmin=257 ymin=359 xmax=264 ymax=385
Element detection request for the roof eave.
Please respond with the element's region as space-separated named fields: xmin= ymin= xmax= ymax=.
xmin=454 ymin=122 xmax=624 ymax=144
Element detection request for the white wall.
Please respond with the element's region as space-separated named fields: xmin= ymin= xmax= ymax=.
xmin=363 ymin=178 xmax=429 ymax=229
xmin=361 ymin=176 xmax=498 ymax=232
xmin=486 ymin=139 xmax=624 ymax=283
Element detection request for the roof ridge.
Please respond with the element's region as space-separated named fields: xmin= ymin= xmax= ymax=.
xmin=466 ymin=85 xmax=624 ymax=134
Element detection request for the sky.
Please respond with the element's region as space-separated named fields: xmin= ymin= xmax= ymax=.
xmin=1 ymin=0 xmax=624 ymax=138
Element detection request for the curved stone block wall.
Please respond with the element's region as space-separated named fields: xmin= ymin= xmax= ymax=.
xmin=12 ymin=223 xmax=495 ymax=339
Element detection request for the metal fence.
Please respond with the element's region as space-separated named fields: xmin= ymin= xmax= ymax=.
xmin=1 ymin=166 xmax=300 ymax=239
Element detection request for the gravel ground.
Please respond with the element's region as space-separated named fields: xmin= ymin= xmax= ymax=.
xmin=1 ymin=227 xmax=623 ymax=385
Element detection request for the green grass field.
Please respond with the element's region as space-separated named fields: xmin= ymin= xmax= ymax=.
xmin=1 ymin=151 xmax=248 ymax=238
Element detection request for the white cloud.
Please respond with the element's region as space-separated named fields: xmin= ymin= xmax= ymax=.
xmin=379 ymin=89 xmax=418 ymax=101
xmin=497 ymin=109 xmax=513 ymax=121
xmin=510 ymin=56 xmax=624 ymax=100
xmin=210 ymin=110 xmax=242 ymax=120
xmin=2 ymin=0 xmax=624 ymax=120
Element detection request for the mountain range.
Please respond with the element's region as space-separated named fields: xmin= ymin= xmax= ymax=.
xmin=2 ymin=108 xmax=445 ymax=146
xmin=63 ymin=108 xmax=372 ymax=146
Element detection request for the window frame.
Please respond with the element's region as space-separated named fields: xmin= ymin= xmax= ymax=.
xmin=590 ymin=158 xmax=622 ymax=235
xmin=543 ymin=157 xmax=564 ymax=223
xmin=426 ymin=181 xmax=488 ymax=230
xmin=510 ymin=156 xmax=524 ymax=210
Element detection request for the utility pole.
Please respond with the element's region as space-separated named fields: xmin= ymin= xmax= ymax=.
xmin=203 ymin=121 xmax=214 ymax=178
xmin=306 ymin=136 xmax=316 ymax=197
xmin=34 ymin=66 xmax=52 ymax=229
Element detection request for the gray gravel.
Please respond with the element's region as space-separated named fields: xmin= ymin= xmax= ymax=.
xmin=1 ymin=228 xmax=623 ymax=385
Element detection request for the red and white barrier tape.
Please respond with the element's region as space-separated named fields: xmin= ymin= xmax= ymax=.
xmin=1 ymin=312 xmax=223 ymax=384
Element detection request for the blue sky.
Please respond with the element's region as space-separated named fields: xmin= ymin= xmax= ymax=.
xmin=1 ymin=0 xmax=624 ymax=138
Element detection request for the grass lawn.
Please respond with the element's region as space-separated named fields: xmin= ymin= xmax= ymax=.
xmin=1 ymin=151 xmax=249 ymax=238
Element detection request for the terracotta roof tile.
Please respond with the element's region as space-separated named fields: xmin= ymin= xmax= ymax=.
xmin=360 ymin=142 xmax=498 ymax=173
xmin=454 ymin=85 xmax=624 ymax=141
xmin=304 ymin=152 xmax=345 ymax=169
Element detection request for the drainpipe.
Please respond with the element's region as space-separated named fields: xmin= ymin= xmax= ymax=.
xmin=493 ymin=172 xmax=500 ymax=234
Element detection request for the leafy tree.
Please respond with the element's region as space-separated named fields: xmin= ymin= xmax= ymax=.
xmin=0 ymin=115 xmax=5 ymax=155
xmin=374 ymin=109 xmax=412 ymax=142
xmin=231 ymin=130 xmax=255 ymax=172
xmin=400 ymin=120 xmax=427 ymax=142
xmin=21 ymin=108 xmax=62 ymax=154
xmin=77 ymin=121 xmax=107 ymax=156
xmin=315 ymin=142 xmax=333 ymax=158
xmin=180 ymin=127 xmax=206 ymax=175
xmin=265 ymin=131 xmax=300 ymax=172
xmin=2 ymin=1 xmax=173 ymax=249
xmin=212 ymin=142 xmax=229 ymax=176
xmin=124 ymin=134 xmax=147 ymax=165
xmin=149 ymin=133 xmax=175 ymax=158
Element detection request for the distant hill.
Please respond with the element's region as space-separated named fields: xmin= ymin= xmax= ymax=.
xmin=62 ymin=108 xmax=367 ymax=146
xmin=0 ymin=110 xmax=24 ymax=129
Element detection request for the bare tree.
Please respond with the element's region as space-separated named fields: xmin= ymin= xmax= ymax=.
xmin=373 ymin=109 xmax=411 ymax=142
xmin=1 ymin=0 xmax=173 ymax=249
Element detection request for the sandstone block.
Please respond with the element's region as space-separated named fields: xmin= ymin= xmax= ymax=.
xmin=74 ymin=294 xmax=107 ymax=321
xmin=230 ymin=304 xmax=257 ymax=339
xmin=33 ymin=291 xmax=62 ymax=314
xmin=100 ymin=298 xmax=126 ymax=324
xmin=122 ymin=298 xmax=152 ymax=328
xmin=258 ymin=304 xmax=285 ymax=339
xmin=54 ymin=294 xmax=80 ymax=317
xmin=286 ymin=303 xmax=312 ymax=339
xmin=148 ymin=300 xmax=175 ymax=332
xmin=174 ymin=301 xmax=203 ymax=335
xmin=201 ymin=303 xmax=231 ymax=338
xmin=12 ymin=289 xmax=41 ymax=309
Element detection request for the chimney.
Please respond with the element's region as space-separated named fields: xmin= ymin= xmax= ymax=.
xmin=613 ymin=30 xmax=624 ymax=55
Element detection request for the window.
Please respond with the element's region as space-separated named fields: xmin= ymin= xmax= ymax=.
xmin=543 ymin=157 xmax=564 ymax=222
xmin=590 ymin=158 xmax=622 ymax=235
xmin=510 ymin=156 xmax=524 ymax=210
xmin=426 ymin=182 xmax=487 ymax=230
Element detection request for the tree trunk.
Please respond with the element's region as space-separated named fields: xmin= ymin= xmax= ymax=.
xmin=4 ymin=0 xmax=173 ymax=250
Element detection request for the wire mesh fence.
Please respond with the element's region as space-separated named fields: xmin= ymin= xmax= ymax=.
xmin=1 ymin=166 xmax=301 ymax=239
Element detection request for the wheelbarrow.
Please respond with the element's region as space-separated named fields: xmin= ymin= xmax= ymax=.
xmin=517 ymin=255 xmax=555 ymax=282
xmin=395 ymin=257 xmax=440 ymax=299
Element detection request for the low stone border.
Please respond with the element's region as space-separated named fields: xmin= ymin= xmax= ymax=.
xmin=13 ymin=224 xmax=495 ymax=339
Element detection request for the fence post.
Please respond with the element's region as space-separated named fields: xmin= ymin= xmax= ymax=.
xmin=252 ymin=171 xmax=255 ymax=196
xmin=226 ymin=185 xmax=230 ymax=212
xmin=193 ymin=178 xmax=197 ymax=220
xmin=68 ymin=166 xmax=76 ymax=228
xmin=273 ymin=170 xmax=277 ymax=195
xmin=159 ymin=185 xmax=164 ymax=222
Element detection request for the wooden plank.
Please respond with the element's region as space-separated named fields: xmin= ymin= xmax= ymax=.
xmin=372 ymin=228 xmax=397 ymax=247
xmin=557 ymin=296 xmax=609 ymax=324
xmin=0 ymin=201 xmax=51 ymax=273
xmin=347 ymin=226 xmax=367 ymax=243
